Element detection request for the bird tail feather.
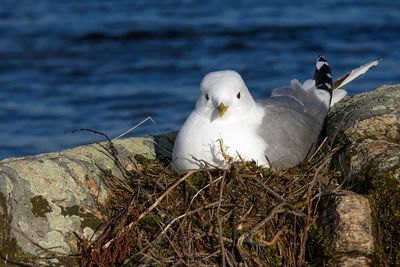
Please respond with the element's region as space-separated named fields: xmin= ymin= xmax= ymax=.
xmin=271 ymin=56 xmax=334 ymax=121
xmin=333 ymin=58 xmax=382 ymax=90
xmin=271 ymin=56 xmax=382 ymax=113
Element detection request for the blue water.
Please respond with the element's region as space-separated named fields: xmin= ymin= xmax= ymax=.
xmin=1 ymin=0 xmax=399 ymax=159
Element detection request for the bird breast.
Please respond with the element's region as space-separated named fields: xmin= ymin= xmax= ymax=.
xmin=172 ymin=109 xmax=268 ymax=170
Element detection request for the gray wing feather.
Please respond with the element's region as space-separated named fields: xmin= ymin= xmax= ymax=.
xmin=271 ymin=81 xmax=329 ymax=122
xmin=257 ymin=97 xmax=323 ymax=168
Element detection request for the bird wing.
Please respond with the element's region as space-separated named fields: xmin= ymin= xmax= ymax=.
xmin=271 ymin=79 xmax=330 ymax=123
xmin=256 ymin=97 xmax=322 ymax=168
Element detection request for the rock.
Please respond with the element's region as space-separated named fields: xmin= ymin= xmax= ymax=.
xmin=327 ymin=84 xmax=400 ymax=186
xmin=327 ymin=84 xmax=400 ymax=145
xmin=336 ymin=256 xmax=371 ymax=267
xmin=0 ymin=133 xmax=175 ymax=266
xmin=334 ymin=139 xmax=400 ymax=191
xmin=319 ymin=190 xmax=374 ymax=266
xmin=326 ymin=84 xmax=400 ymax=266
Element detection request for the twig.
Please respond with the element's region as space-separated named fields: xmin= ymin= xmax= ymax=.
xmin=103 ymin=170 xmax=195 ymax=249
xmin=308 ymin=137 xmax=328 ymax=162
xmin=246 ymin=228 xmax=285 ymax=247
xmin=201 ymin=250 xmax=222 ymax=262
xmin=253 ymin=178 xmax=287 ymax=202
xmin=9 ymin=224 xmax=69 ymax=256
xmin=224 ymin=249 xmax=237 ymax=267
xmin=297 ymin=183 xmax=317 ymax=266
xmin=248 ymin=203 xmax=286 ymax=240
xmin=161 ymin=202 xmax=221 ymax=234
xmin=217 ymin=171 xmax=227 ymax=266
xmin=189 ymin=175 xmax=224 ymax=207
xmin=146 ymin=138 xmax=173 ymax=156
xmin=218 ymin=138 xmax=233 ymax=163
xmin=113 ymin=116 xmax=160 ymax=140
xmin=122 ymin=202 xmax=231 ymax=266
xmin=264 ymin=153 xmax=273 ymax=168
xmin=236 ymin=203 xmax=286 ymax=264
xmin=196 ymin=231 xmax=234 ymax=244
xmin=191 ymin=156 xmax=219 ymax=169
xmin=252 ymin=178 xmax=307 ymax=217
xmin=0 ymin=252 xmax=35 ymax=267
xmin=68 ymin=128 xmax=135 ymax=183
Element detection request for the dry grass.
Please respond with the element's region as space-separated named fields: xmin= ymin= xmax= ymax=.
xmin=78 ymin=140 xmax=339 ymax=267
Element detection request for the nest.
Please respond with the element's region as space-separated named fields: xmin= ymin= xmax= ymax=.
xmin=78 ymin=139 xmax=339 ymax=267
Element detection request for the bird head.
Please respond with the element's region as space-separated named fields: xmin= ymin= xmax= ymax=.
xmin=195 ymin=70 xmax=256 ymax=121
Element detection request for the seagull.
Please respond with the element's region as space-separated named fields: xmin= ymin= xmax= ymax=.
xmin=172 ymin=56 xmax=381 ymax=171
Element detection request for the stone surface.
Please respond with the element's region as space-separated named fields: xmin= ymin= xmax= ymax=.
xmin=328 ymin=84 xmax=400 ymax=186
xmin=0 ymin=133 xmax=175 ymax=266
xmin=334 ymin=139 xmax=400 ymax=190
xmin=324 ymin=85 xmax=400 ymax=266
xmin=327 ymin=84 xmax=400 ymax=145
xmin=319 ymin=190 xmax=374 ymax=266
xmin=336 ymin=256 xmax=371 ymax=267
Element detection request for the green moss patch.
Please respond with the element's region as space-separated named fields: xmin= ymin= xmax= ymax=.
xmin=368 ymin=172 xmax=400 ymax=266
xmin=307 ymin=223 xmax=331 ymax=265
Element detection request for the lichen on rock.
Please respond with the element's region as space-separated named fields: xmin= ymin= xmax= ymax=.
xmin=328 ymin=84 xmax=400 ymax=144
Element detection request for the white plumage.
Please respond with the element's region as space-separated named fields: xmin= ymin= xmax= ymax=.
xmin=172 ymin=57 xmax=381 ymax=171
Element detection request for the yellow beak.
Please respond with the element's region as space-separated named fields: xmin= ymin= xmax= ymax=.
xmin=217 ymin=102 xmax=229 ymax=117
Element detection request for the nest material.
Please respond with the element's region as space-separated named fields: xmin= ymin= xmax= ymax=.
xmin=78 ymin=142 xmax=339 ymax=267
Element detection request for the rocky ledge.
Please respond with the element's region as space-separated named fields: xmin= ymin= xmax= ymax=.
xmin=1 ymin=84 xmax=399 ymax=266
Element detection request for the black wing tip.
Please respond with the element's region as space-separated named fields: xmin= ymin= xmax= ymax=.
xmin=314 ymin=55 xmax=333 ymax=93
xmin=316 ymin=55 xmax=328 ymax=62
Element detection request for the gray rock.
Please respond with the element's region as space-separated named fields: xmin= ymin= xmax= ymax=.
xmin=0 ymin=133 xmax=175 ymax=266
xmin=336 ymin=256 xmax=371 ymax=267
xmin=328 ymin=84 xmax=400 ymax=187
xmin=325 ymin=84 xmax=400 ymax=266
xmin=337 ymin=139 xmax=400 ymax=189
xmin=327 ymin=84 xmax=400 ymax=145
xmin=319 ymin=190 xmax=374 ymax=260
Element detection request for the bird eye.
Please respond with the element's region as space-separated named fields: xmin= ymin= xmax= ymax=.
xmin=205 ymin=94 xmax=209 ymax=101
xmin=237 ymin=92 xmax=241 ymax=99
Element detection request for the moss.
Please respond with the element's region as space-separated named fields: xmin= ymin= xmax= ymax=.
xmin=306 ymin=223 xmax=331 ymax=265
xmin=367 ymin=171 xmax=400 ymax=266
xmin=60 ymin=205 xmax=102 ymax=231
xmin=139 ymin=214 xmax=163 ymax=232
xmin=134 ymin=154 xmax=152 ymax=165
xmin=186 ymin=171 xmax=209 ymax=192
xmin=31 ymin=195 xmax=52 ymax=217
xmin=307 ymin=222 xmax=356 ymax=266
xmin=263 ymin=246 xmax=283 ymax=266
xmin=244 ymin=161 xmax=273 ymax=177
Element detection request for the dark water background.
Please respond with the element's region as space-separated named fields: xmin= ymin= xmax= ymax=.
xmin=1 ymin=0 xmax=399 ymax=159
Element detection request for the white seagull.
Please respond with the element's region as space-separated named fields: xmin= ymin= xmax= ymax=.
xmin=172 ymin=56 xmax=381 ymax=171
